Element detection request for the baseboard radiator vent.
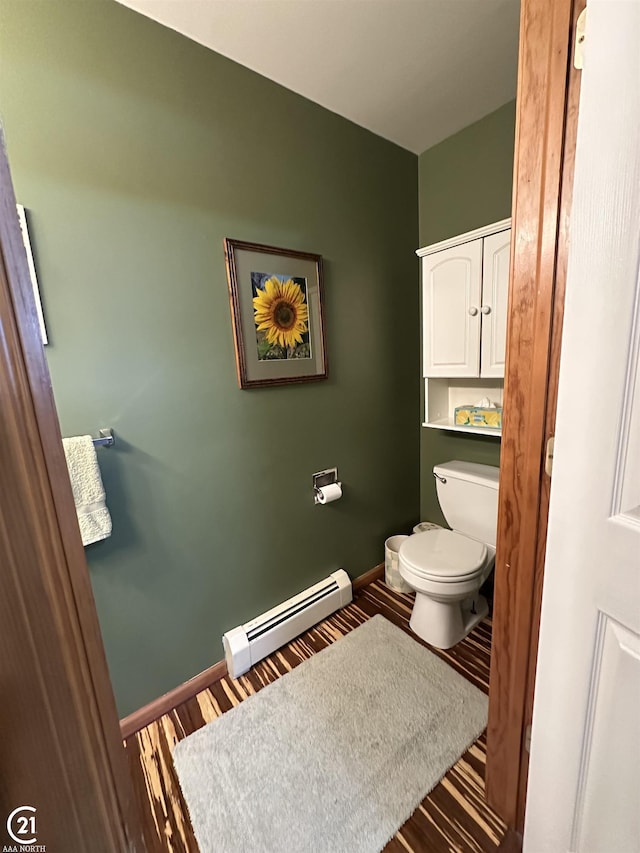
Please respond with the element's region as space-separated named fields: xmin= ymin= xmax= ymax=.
xmin=222 ymin=569 xmax=352 ymax=678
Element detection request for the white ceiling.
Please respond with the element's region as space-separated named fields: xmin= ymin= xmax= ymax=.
xmin=116 ymin=0 xmax=520 ymax=154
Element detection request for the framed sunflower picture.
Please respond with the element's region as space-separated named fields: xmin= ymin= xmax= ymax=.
xmin=224 ymin=238 xmax=327 ymax=389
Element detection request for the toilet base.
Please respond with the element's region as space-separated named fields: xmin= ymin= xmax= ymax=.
xmin=409 ymin=591 xmax=489 ymax=649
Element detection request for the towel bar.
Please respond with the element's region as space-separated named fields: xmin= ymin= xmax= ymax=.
xmin=92 ymin=428 xmax=114 ymax=448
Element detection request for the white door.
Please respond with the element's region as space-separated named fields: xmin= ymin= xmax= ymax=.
xmin=525 ymin=2 xmax=640 ymax=851
xmin=422 ymin=239 xmax=482 ymax=377
xmin=480 ymin=229 xmax=511 ymax=378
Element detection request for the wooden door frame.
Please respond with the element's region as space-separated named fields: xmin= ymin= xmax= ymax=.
xmin=0 ymin=130 xmax=143 ymax=849
xmin=486 ymin=0 xmax=584 ymax=832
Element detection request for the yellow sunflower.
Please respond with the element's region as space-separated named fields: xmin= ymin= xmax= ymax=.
xmin=253 ymin=276 xmax=309 ymax=349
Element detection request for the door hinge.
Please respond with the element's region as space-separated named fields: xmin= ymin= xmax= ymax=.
xmin=574 ymin=7 xmax=586 ymax=70
xmin=545 ymin=436 xmax=555 ymax=478
xmin=524 ymin=724 xmax=532 ymax=754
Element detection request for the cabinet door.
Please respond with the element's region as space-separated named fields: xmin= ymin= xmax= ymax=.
xmin=422 ymin=239 xmax=482 ymax=377
xmin=480 ymin=228 xmax=511 ymax=378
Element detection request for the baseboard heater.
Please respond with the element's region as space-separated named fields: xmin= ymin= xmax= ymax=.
xmin=222 ymin=569 xmax=352 ymax=678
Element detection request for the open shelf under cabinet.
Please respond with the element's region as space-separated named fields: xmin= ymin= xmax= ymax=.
xmin=423 ymin=377 xmax=503 ymax=438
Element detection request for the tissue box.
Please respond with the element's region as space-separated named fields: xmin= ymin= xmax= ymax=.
xmin=454 ymin=405 xmax=503 ymax=429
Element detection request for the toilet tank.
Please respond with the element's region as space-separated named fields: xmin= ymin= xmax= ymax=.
xmin=434 ymin=460 xmax=500 ymax=546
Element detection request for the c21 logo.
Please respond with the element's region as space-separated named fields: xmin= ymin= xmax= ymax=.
xmin=6 ymin=806 xmax=37 ymax=844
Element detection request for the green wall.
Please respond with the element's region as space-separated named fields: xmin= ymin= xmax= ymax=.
xmin=418 ymin=102 xmax=516 ymax=522
xmin=0 ymin=1 xmax=419 ymax=715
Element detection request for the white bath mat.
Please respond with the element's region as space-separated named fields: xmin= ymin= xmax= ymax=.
xmin=173 ymin=614 xmax=488 ymax=853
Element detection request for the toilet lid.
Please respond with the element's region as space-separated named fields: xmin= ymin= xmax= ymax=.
xmin=399 ymin=529 xmax=487 ymax=581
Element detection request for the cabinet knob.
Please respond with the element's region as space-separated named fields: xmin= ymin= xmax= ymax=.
xmin=481 ymin=305 xmax=492 ymax=315
xmin=468 ymin=306 xmax=478 ymax=316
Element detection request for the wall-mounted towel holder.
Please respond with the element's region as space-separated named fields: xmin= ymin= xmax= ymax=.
xmin=92 ymin=428 xmax=115 ymax=448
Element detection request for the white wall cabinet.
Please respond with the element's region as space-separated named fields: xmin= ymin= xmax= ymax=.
xmin=421 ymin=239 xmax=483 ymax=377
xmin=417 ymin=219 xmax=511 ymax=435
xmin=480 ymin=229 xmax=511 ymax=378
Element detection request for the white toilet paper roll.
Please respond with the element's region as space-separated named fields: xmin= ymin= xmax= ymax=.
xmin=316 ymin=482 xmax=342 ymax=504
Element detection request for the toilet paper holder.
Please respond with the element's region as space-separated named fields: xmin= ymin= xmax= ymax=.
xmin=313 ymin=467 xmax=341 ymax=504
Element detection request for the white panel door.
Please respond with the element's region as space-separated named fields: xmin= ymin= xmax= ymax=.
xmin=524 ymin=2 xmax=640 ymax=851
xmin=480 ymin=229 xmax=511 ymax=378
xmin=422 ymin=239 xmax=482 ymax=377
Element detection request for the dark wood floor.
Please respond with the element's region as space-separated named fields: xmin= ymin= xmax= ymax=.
xmin=124 ymin=579 xmax=508 ymax=852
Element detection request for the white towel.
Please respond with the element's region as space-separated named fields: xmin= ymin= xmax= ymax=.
xmin=62 ymin=435 xmax=112 ymax=546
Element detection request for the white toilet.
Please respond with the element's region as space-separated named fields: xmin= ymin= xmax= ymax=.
xmin=399 ymin=460 xmax=499 ymax=649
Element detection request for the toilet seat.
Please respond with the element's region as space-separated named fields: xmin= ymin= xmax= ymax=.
xmin=399 ymin=529 xmax=487 ymax=582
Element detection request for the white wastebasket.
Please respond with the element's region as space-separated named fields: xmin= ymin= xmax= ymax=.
xmin=412 ymin=521 xmax=443 ymax=534
xmin=384 ymin=535 xmax=412 ymax=593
